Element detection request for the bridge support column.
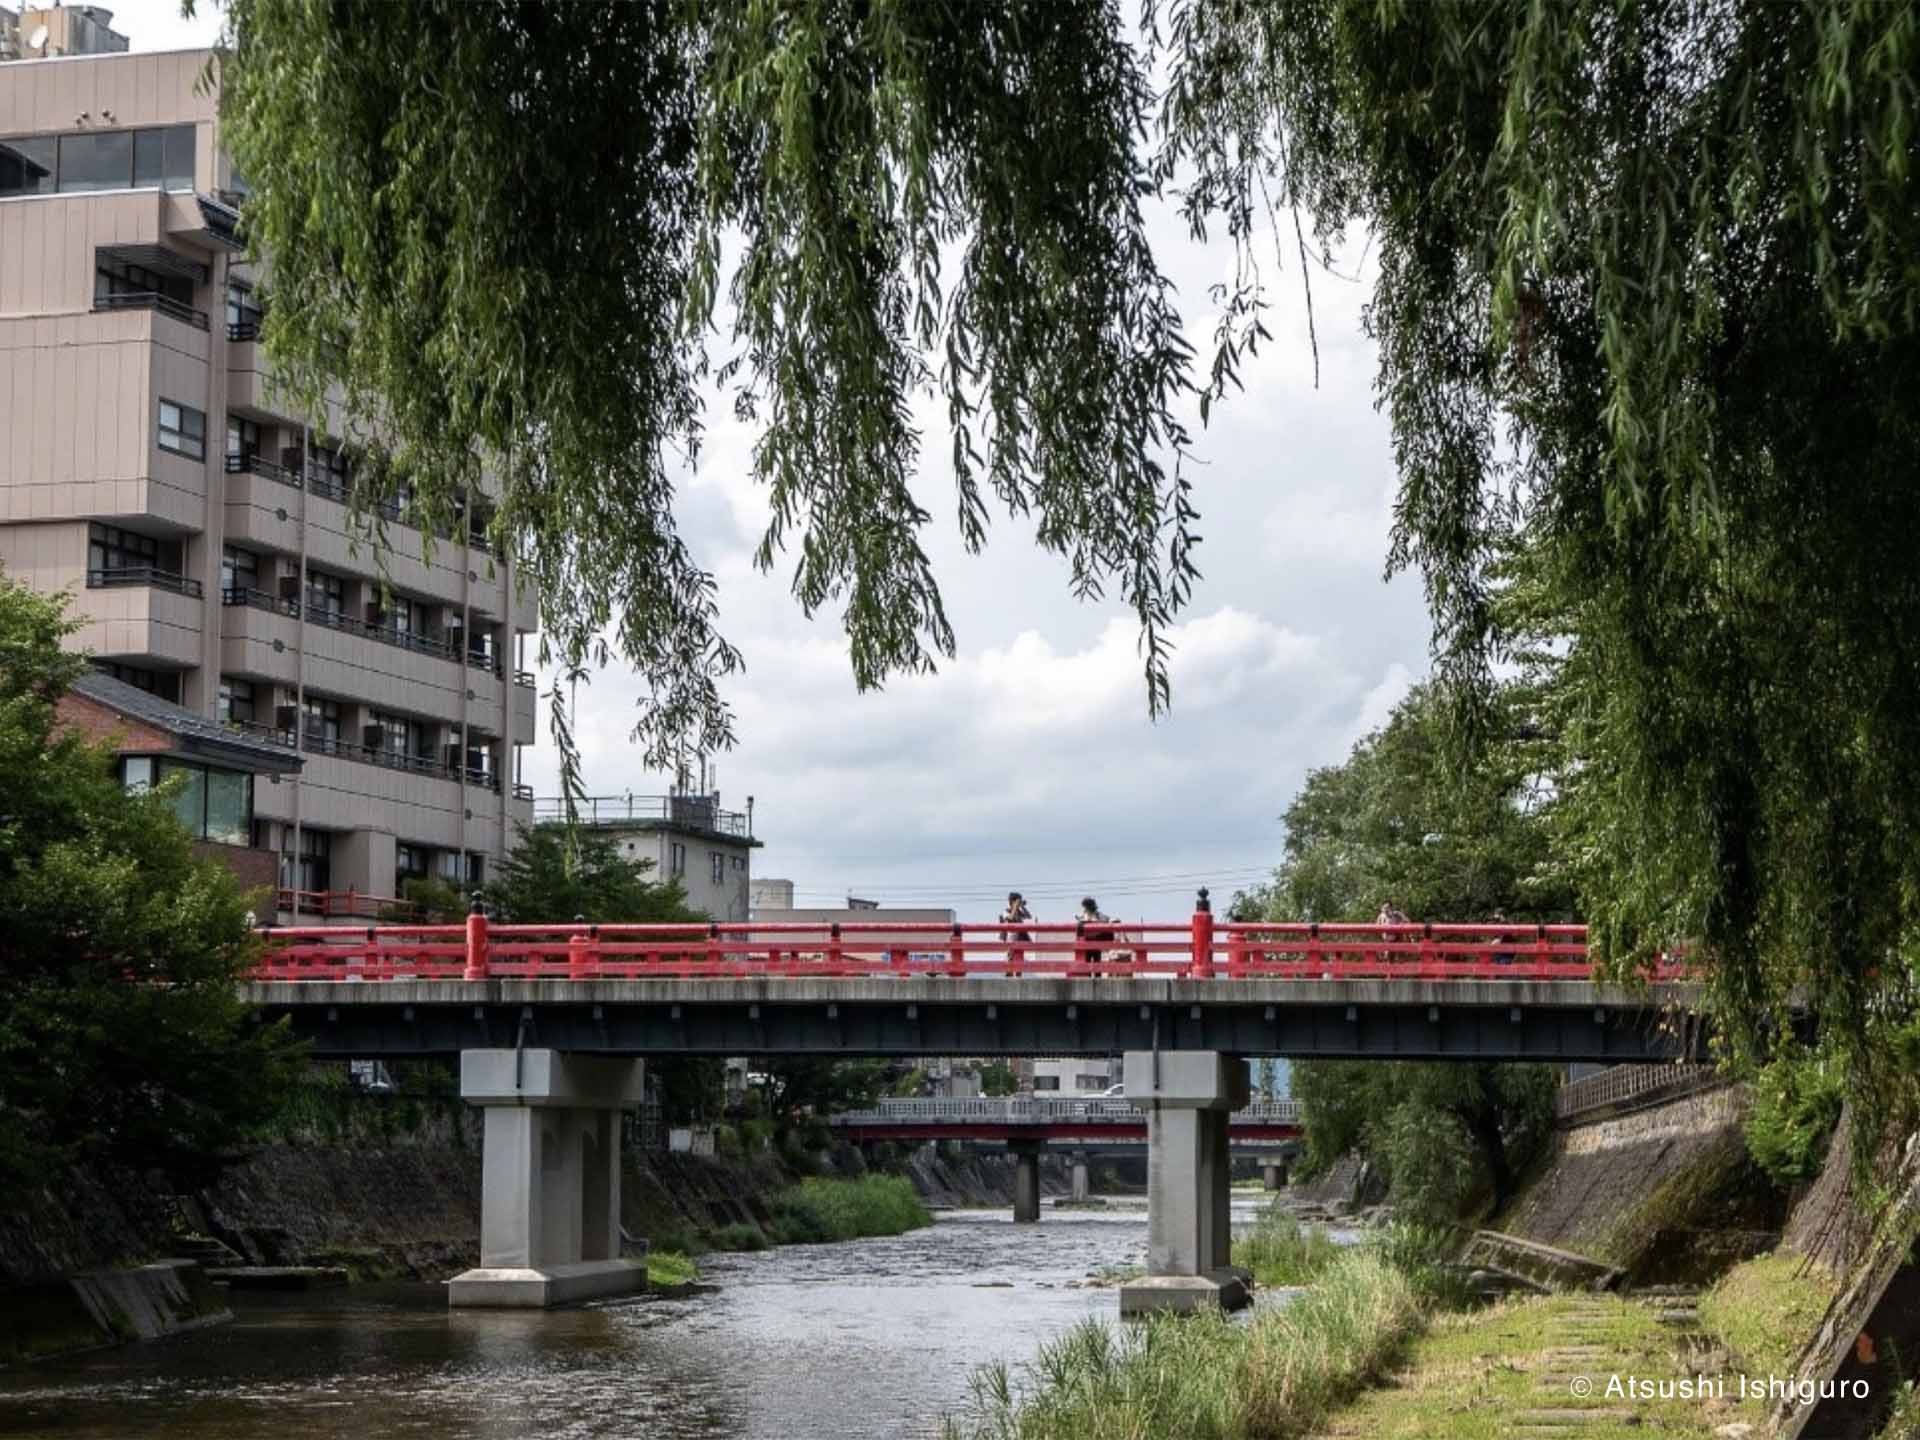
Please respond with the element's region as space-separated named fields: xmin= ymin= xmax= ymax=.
xmin=448 ymin=1050 xmax=647 ymax=1308
xmin=1263 ymin=1160 xmax=1286 ymax=1191
xmin=1119 ymin=1051 xmax=1251 ymax=1317
xmin=1070 ymin=1152 xmax=1091 ymax=1203
xmin=1011 ymin=1141 xmax=1042 ymax=1223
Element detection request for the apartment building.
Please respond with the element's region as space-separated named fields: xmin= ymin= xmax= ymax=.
xmin=0 ymin=20 xmax=538 ymax=915
xmin=549 ymin=792 xmax=759 ymax=921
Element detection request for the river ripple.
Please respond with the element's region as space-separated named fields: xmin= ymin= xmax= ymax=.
xmin=0 ymin=1198 xmax=1295 ymax=1440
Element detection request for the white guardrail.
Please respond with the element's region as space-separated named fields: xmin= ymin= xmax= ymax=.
xmin=1553 ymin=1062 xmax=1723 ymax=1119
xmin=829 ymin=1098 xmax=1303 ymax=1126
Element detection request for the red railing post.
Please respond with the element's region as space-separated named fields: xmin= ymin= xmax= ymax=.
xmin=1191 ymin=888 xmax=1214 ymax=979
xmin=464 ymin=900 xmax=490 ymax=981
xmin=568 ymin=917 xmax=592 ymax=980
xmin=948 ymin=923 xmax=965 ymax=978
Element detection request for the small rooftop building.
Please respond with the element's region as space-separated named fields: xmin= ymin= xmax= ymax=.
xmin=534 ymin=791 xmax=761 ymax=921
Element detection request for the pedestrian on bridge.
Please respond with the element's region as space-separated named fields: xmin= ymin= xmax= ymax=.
xmin=1002 ymin=891 xmax=1034 ymax=973
xmin=1079 ymin=896 xmax=1116 ymax=970
xmin=1376 ymin=899 xmax=1410 ymax=965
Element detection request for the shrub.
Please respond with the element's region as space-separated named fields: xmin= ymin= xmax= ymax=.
xmin=1233 ymin=1205 xmax=1341 ymax=1287
xmin=646 ymin=1251 xmax=698 ymax=1288
xmin=1744 ymin=1048 xmax=1844 ymax=1185
xmin=768 ymin=1174 xmax=932 ymax=1245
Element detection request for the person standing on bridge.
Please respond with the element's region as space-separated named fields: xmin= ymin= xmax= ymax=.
xmin=1002 ymin=891 xmax=1034 ymax=974
xmin=1079 ymin=896 xmax=1116 ymax=970
xmin=1376 ymin=899 xmax=1410 ymax=965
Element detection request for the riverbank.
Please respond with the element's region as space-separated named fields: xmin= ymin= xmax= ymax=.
xmin=944 ymin=1237 xmax=1429 ymax=1439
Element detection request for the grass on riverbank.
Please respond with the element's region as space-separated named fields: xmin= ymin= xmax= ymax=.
xmin=646 ymin=1250 xmax=699 ymax=1288
xmin=1697 ymin=1250 xmax=1838 ymax=1378
xmin=1232 ymin=1206 xmax=1342 ymax=1287
xmin=768 ymin=1174 xmax=932 ymax=1246
xmin=945 ymin=1245 xmax=1424 ymax=1439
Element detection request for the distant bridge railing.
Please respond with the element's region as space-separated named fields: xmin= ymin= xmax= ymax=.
xmin=1554 ymin=1063 xmax=1725 ymax=1121
xmin=829 ymin=1098 xmax=1303 ymax=1128
xmin=251 ymin=900 xmax=1688 ymax=984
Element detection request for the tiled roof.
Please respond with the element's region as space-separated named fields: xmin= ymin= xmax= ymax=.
xmin=69 ymin=671 xmax=302 ymax=773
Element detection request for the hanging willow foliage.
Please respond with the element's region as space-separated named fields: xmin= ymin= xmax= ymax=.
xmin=214 ymin=0 xmax=1920 ymax=1135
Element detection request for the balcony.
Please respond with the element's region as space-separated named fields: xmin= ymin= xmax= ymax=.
xmin=88 ymin=566 xmax=203 ymax=599
xmin=514 ymin=669 xmax=536 ymax=689
xmin=224 ymin=451 xmax=504 ymax=559
xmin=224 ymin=452 xmax=302 ymax=489
xmin=221 ymin=585 xmax=502 ymax=674
xmin=299 ymin=729 xmax=503 ymax=791
xmin=93 ymin=291 xmax=211 ymax=332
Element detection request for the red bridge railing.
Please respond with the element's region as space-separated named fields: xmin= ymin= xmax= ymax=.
xmin=248 ymin=899 xmax=1689 ymax=985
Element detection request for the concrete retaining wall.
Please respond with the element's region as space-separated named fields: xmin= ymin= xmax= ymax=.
xmin=1498 ymin=1081 xmax=1786 ymax=1280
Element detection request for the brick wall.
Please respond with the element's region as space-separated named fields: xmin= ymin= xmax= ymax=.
xmin=54 ymin=693 xmax=173 ymax=754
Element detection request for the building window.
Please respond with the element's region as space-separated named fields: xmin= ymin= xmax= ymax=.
xmin=308 ymin=444 xmax=349 ymax=499
xmin=96 ymin=254 xmax=192 ymax=309
xmin=157 ymin=399 xmax=206 ymax=460
xmin=226 ymin=281 xmax=262 ymax=337
xmin=435 ymin=851 xmax=461 ymax=883
xmin=670 ymin=842 xmax=686 ymax=877
xmin=283 ymin=829 xmax=332 ymax=893
xmin=1075 ymin=1074 xmax=1106 ymax=1092
xmin=126 ymin=756 xmax=253 ymax=846
xmin=305 ymin=569 xmax=345 ymax=619
xmin=227 ymin=416 xmax=260 ymax=466
xmin=0 ymin=125 xmax=194 ymax=197
xmin=466 ymin=852 xmax=486 ymax=890
xmin=221 ymin=546 xmax=258 ymax=598
xmin=0 ymin=136 xmax=56 ymax=197
xmin=731 ymin=855 xmax=747 ymax=872
xmin=370 ymin=712 xmax=418 ymax=761
xmin=1033 ymin=1076 xmax=1061 ymax=1092
xmin=710 ymin=852 xmax=725 ymax=886
xmin=302 ymin=696 xmax=340 ymax=746
xmin=57 ymin=130 xmax=135 ymax=193
xmin=396 ymin=844 xmax=428 ymax=887
xmin=217 ymin=677 xmax=256 ymax=727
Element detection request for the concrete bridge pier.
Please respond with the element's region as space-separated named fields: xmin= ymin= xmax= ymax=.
xmin=1119 ymin=1051 xmax=1252 ymax=1317
xmin=1070 ymin=1152 xmax=1091 ymax=1203
xmin=448 ymin=1050 xmax=648 ymax=1308
xmin=1011 ymin=1140 xmax=1043 ymax=1223
xmin=1263 ymin=1160 xmax=1287 ymax=1191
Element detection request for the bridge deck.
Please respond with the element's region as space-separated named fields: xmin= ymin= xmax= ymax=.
xmin=239 ymin=976 xmax=1708 ymax=1061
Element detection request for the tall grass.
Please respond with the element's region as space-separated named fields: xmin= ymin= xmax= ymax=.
xmin=945 ymin=1246 xmax=1424 ymax=1440
xmin=1232 ymin=1206 xmax=1341 ymax=1287
xmin=768 ymin=1174 xmax=933 ymax=1245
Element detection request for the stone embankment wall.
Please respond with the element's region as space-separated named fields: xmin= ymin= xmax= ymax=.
xmin=892 ymin=1144 xmax=1084 ymax=1206
xmin=1498 ymin=1082 xmax=1785 ymax=1282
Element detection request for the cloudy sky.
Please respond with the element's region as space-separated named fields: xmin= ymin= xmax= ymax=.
xmin=121 ymin=1 xmax=1432 ymax=921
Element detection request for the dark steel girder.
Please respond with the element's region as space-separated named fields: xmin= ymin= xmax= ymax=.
xmin=252 ymin=996 xmax=1716 ymax=1063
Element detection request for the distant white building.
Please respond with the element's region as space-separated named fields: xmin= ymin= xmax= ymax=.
xmin=1033 ymin=1057 xmax=1116 ymax=1094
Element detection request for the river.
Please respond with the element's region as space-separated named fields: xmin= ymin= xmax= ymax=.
xmin=0 ymin=1196 xmax=1299 ymax=1440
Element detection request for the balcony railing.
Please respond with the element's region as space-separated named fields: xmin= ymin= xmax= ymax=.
xmin=87 ymin=566 xmax=203 ymax=598
xmin=297 ymin=728 xmax=503 ymax=790
xmin=513 ymin=669 xmax=536 ymax=689
xmin=221 ymin=585 xmax=501 ymax=671
xmin=531 ymin=793 xmax=753 ymax=838
xmin=225 ymin=452 xmax=301 ymax=488
xmin=94 ymin=290 xmax=211 ymax=331
xmin=511 ymin=781 xmax=535 ymax=801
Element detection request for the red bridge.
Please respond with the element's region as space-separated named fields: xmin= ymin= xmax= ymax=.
xmin=252 ymin=906 xmax=1670 ymax=983
xmin=240 ymin=896 xmax=1710 ymax=1064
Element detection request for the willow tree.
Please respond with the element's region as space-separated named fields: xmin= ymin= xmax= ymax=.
xmin=218 ymin=2 xmax=1920 ymax=1115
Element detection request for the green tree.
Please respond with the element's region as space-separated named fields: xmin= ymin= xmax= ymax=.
xmin=483 ymin=824 xmax=699 ymax=925
xmin=978 ymin=1062 xmax=1019 ymax=1098
xmin=1258 ymin=682 xmax=1567 ymax=1212
xmin=0 ymin=575 xmax=303 ymax=1186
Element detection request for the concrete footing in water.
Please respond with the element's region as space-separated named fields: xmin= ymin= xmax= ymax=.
xmin=1118 ymin=1051 xmax=1254 ymax=1318
xmin=446 ymin=1050 xmax=649 ymax=1309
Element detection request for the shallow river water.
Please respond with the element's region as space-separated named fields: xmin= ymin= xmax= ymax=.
xmin=0 ymin=1197 xmax=1292 ymax=1440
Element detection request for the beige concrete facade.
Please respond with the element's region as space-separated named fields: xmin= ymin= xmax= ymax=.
xmin=553 ymin=793 xmax=760 ymax=921
xmin=1 ymin=39 xmax=537 ymax=914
